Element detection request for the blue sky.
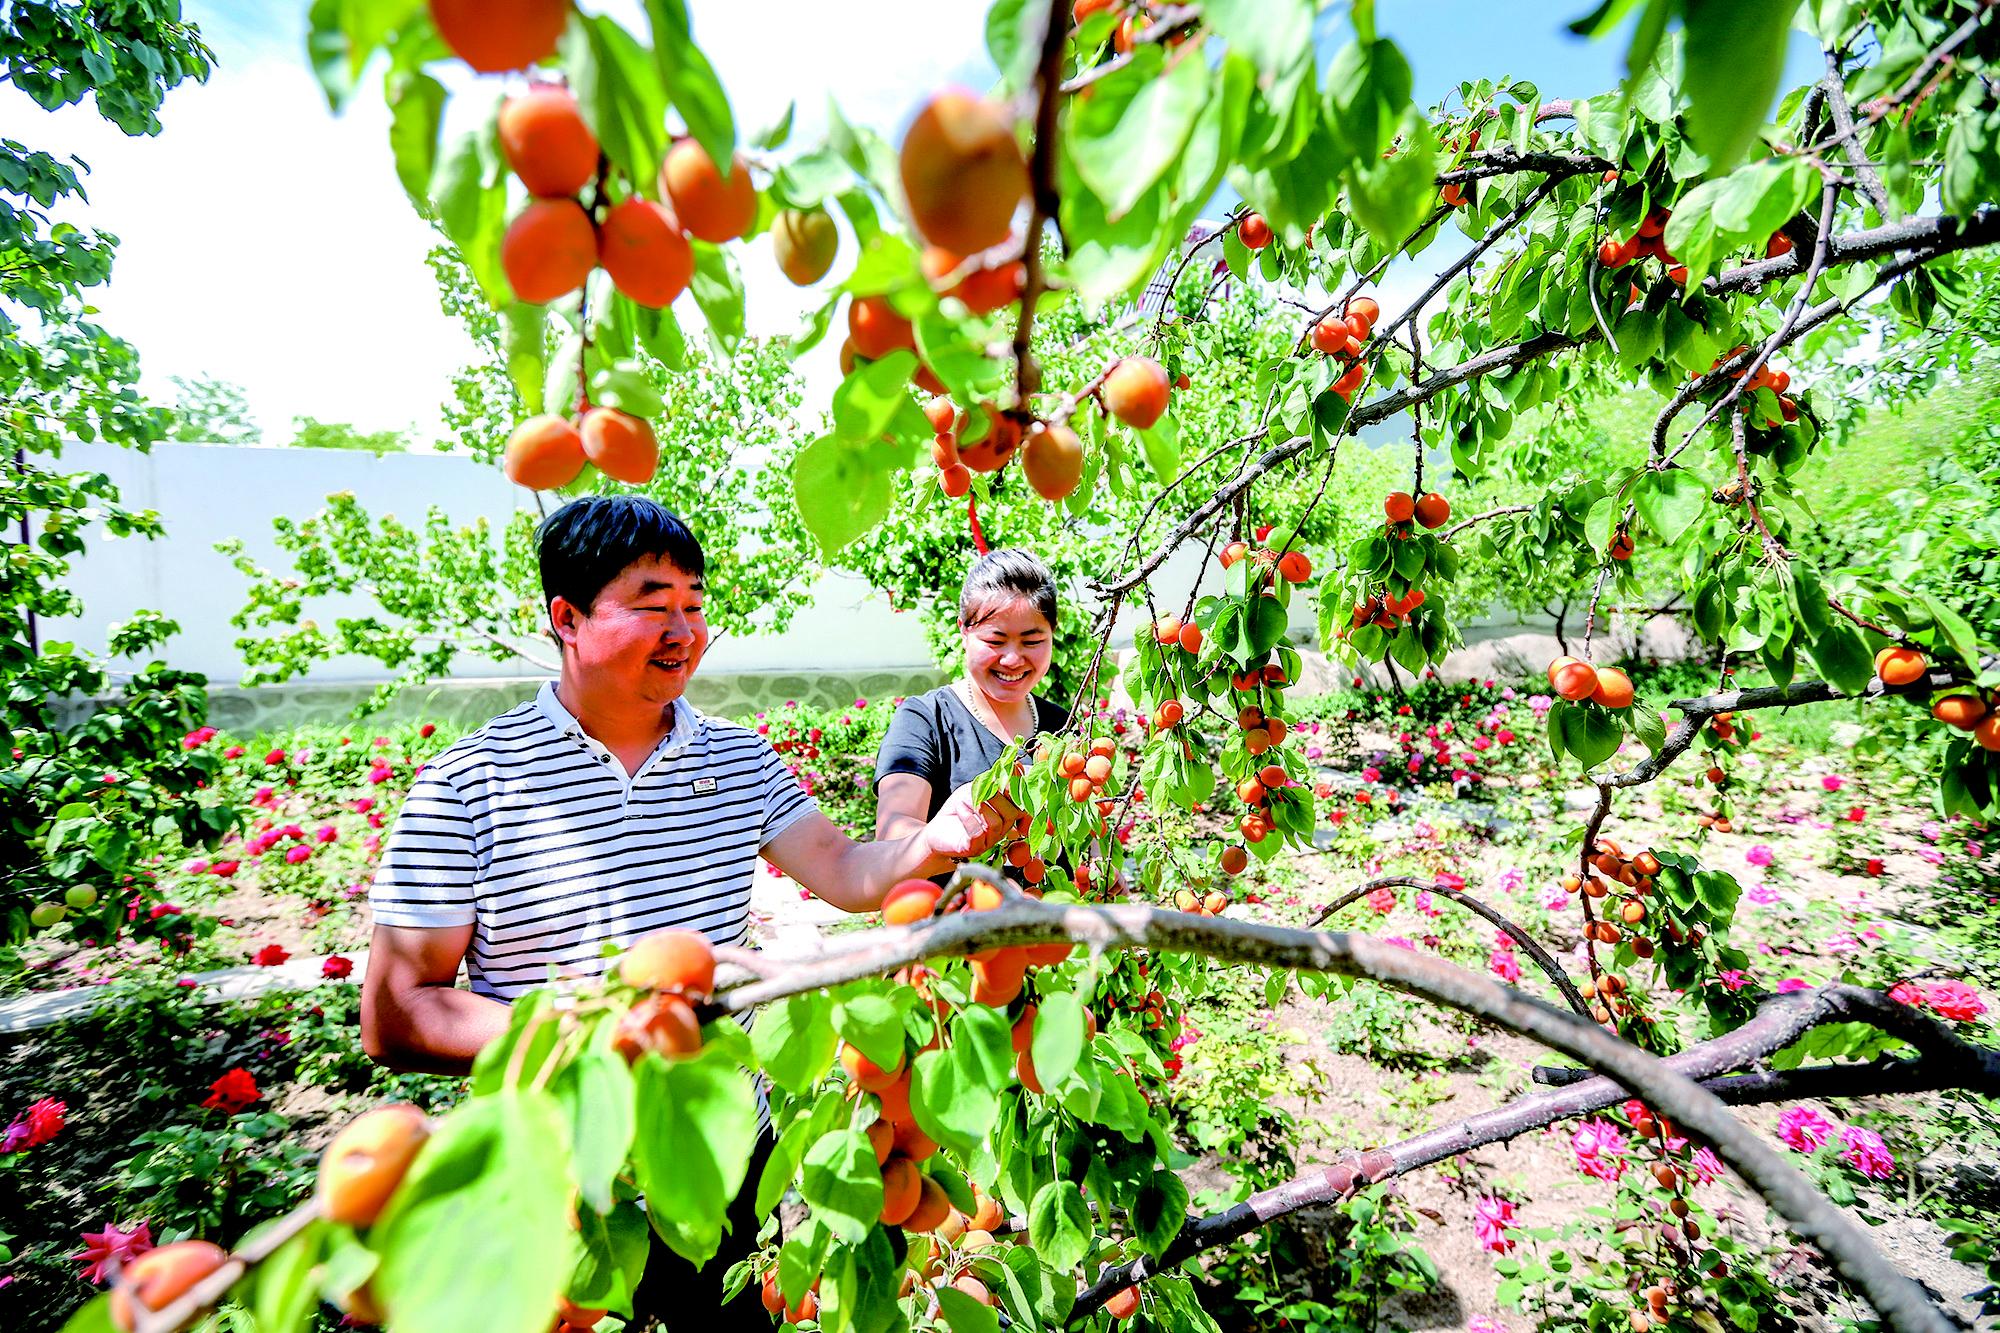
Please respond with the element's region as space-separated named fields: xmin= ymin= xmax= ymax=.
xmin=9 ymin=2 xmax=1822 ymax=442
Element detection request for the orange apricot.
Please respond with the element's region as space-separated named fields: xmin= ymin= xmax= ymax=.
xmin=1277 ymin=551 xmax=1312 ymax=583
xmin=903 ymin=1175 xmax=954 ymax=1233
xmin=1934 ymin=694 xmax=1989 ymax=730
xmin=880 ymin=1155 xmax=923 ymax=1225
xmin=1102 ymin=356 xmax=1170 ymax=429
xmin=1331 ymin=360 xmax=1368 ymax=400
xmin=1874 ymin=646 xmax=1927 ymax=687
xmin=848 ymin=295 xmax=916 ymax=360
xmin=502 ymin=415 xmax=587 ymax=491
xmin=498 ymin=87 xmax=598 ymax=197
xmin=579 ymin=407 xmax=659 ymax=485
xmin=866 ymin=1118 xmax=895 ymax=1165
xmin=316 ymin=1103 xmax=430 ymax=1227
xmin=1413 ymin=493 xmax=1451 ymax=529
xmin=660 ymin=139 xmax=757 ymax=243
xmin=772 ymin=207 xmax=838 ymax=286
xmin=1552 ymin=659 xmax=1599 ymax=702
xmin=111 ymin=1240 xmax=231 ymax=1333
xmin=612 ymin=992 xmax=702 ymax=1062
xmin=503 ymin=198 xmax=596 ymax=304
xmin=1023 ymin=423 xmax=1084 ymax=501
xmin=428 ymin=0 xmax=567 ymax=73
xmin=971 ymin=948 xmax=1029 ymax=1006
xmin=1591 ymin=667 xmax=1635 ymax=710
xmin=597 ymin=198 xmax=692 ymax=308
xmin=883 ymin=879 xmax=943 ymax=925
xmin=1384 ymin=491 xmax=1416 ymax=523
xmin=939 ymin=463 xmax=972 ymax=497
xmin=842 ymin=1042 xmax=906 ymax=1093
xmin=1106 ymin=1285 xmax=1141 ymax=1319
xmin=1177 ymin=621 xmax=1204 ymax=653
xmin=1311 ymin=316 xmax=1353 ymax=356
xmin=1346 ymin=296 xmax=1380 ymax=329
xmin=1237 ymin=213 xmax=1271 ymax=249
xmin=1221 ymin=845 xmax=1248 ymax=875
xmin=891 ymin=1117 xmax=938 ymax=1162
xmin=618 ymin=928 xmax=716 ymax=995
xmin=899 ymin=91 xmax=1027 ymax=255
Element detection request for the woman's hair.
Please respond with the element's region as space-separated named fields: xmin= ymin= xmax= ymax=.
xmin=958 ymin=548 xmax=1058 ymax=631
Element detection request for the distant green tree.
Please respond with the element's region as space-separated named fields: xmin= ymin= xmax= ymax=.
xmin=166 ymin=373 xmax=259 ymax=444
xmin=290 ymin=415 xmax=408 ymax=455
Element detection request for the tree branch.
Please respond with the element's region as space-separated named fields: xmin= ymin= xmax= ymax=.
xmin=1010 ymin=0 xmax=1071 ymax=408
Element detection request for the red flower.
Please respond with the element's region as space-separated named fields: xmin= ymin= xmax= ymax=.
xmin=1 ymin=1096 xmax=67 ymax=1153
xmin=1864 ymin=857 xmax=1885 ymax=876
xmin=264 ymin=748 xmax=286 ymax=765
xmin=74 ymin=1219 xmax=153 ymax=1284
xmin=419 ymin=723 xmax=436 ymax=738
xmin=223 ymin=745 xmax=245 ymax=759
xmin=322 ymin=955 xmax=354 ymax=980
xmin=251 ymin=944 xmax=290 ymax=967
xmin=1846 ymin=806 xmax=1866 ymax=823
xmin=202 ymin=1067 xmax=261 ymax=1113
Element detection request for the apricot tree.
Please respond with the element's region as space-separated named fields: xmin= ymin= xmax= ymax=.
xmin=79 ymin=0 xmax=2000 ymax=1331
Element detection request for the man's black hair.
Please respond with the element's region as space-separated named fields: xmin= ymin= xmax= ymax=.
xmin=537 ymin=495 xmax=706 ymax=618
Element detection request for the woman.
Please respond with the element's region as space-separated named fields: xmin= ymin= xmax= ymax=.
xmin=875 ymin=549 xmax=1067 ymax=848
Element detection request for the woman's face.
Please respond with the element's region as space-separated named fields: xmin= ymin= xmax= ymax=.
xmin=962 ymin=597 xmax=1054 ymax=704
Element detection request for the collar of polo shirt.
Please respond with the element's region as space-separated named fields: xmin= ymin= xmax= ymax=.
xmin=534 ymin=681 xmax=702 ymax=762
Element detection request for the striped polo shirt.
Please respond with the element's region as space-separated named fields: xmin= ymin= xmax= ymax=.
xmin=370 ymin=682 xmax=819 ymax=1000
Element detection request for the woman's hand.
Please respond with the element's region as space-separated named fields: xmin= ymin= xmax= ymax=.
xmin=922 ymin=784 xmax=1022 ymax=861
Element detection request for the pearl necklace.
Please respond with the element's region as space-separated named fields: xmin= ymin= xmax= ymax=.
xmin=958 ymin=678 xmax=1038 ymax=753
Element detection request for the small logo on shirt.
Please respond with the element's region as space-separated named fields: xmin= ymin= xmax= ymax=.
xmin=692 ymin=776 xmax=718 ymax=794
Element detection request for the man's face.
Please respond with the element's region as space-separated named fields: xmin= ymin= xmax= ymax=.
xmin=550 ymin=555 xmax=709 ymax=706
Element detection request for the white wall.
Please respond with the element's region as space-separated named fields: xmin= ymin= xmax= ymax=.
xmin=38 ymin=441 xmax=935 ymax=683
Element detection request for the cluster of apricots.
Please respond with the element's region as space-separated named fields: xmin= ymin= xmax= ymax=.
xmin=1596 ymin=201 xmax=1690 ymax=288
xmin=502 ymin=406 xmax=661 ymax=492
xmin=1437 ymin=127 xmax=1480 ymax=207
xmin=609 ymin=928 xmax=717 ymax=1061
xmin=110 ymin=1087 xmax=453 ymax=1330
xmin=1546 ymin=655 xmax=1638 ymax=710
xmin=1056 ymin=735 xmax=1124 ymax=808
xmin=1699 ymin=345 xmax=1802 ymax=427
xmin=1311 ymin=296 xmax=1381 ymax=401
xmin=1219 ymin=533 xmax=1312 ymax=585
xmin=1879 ymin=645 xmax=2000 ymax=750
xmin=1343 ymin=489 xmax=1448 ymax=633
xmin=924 ymin=397 xmax=1025 ymax=497
xmin=1562 ymin=839 xmax=1665 ymax=1023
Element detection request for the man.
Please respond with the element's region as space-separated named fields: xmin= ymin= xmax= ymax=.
xmin=361 ymin=495 xmax=1001 ymax=1329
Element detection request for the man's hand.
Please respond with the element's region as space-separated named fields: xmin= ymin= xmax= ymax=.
xmin=923 ymin=784 xmax=1021 ymax=861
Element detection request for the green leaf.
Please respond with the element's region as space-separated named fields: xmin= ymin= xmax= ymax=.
xmin=1572 ymin=707 xmax=1624 ymax=770
xmin=935 ymin=1286 xmax=1004 ymax=1333
xmin=756 ymin=991 xmax=839 ymax=1094
xmin=429 ymin=118 xmax=510 ymax=307
xmin=1204 ymin=0 xmax=1315 ymax=82
xmin=1662 ymin=181 xmax=1725 ymax=284
xmin=1710 ymin=156 xmax=1817 ymax=238
xmin=833 ymin=992 xmax=907 ymax=1073
xmin=984 ymin=0 xmax=1041 ymax=94
xmin=792 ymin=433 xmax=908 ymax=557
xmin=1068 ymin=51 xmax=1210 ymax=220
xmin=643 ymin=0 xmax=736 ymax=174
xmin=1922 ymin=592 xmax=1981 ymax=670
xmin=374 ymin=1092 xmax=577 ymax=1333
xmin=1030 ymin=991 xmax=1087 ymax=1090
xmin=630 ymin=1047 xmax=759 ymax=1264
xmin=568 ymin=16 xmax=669 ymax=192
xmin=554 ymin=1042 xmax=637 ymax=1216
xmin=500 ymin=303 xmax=547 ymax=416
xmin=1027 ymin=1179 xmax=1094 ymax=1272
xmin=1634 ymin=468 xmax=1705 ymax=545
xmin=1808 ymin=621 xmax=1873 ymax=696
xmin=569 ymin=1201 xmax=650 ymax=1312
xmin=1248 ymin=595 xmax=1289 ymax=656
xmin=385 ymin=69 xmax=446 ymax=206
xmin=1131 ymin=1169 xmax=1189 ymax=1258
xmin=1136 ymin=415 xmax=1181 ymax=482
xmin=1631 ymin=701 xmax=1667 ymax=756
xmin=1681 ymin=0 xmax=1802 ymax=170
xmin=1345 ymin=109 xmax=1437 ymax=248
xmin=249 ymin=1222 xmax=326 ymax=1333
xmin=800 ymin=1130 xmax=884 ymax=1245
xmin=911 ymin=1046 xmax=999 ymax=1157
xmin=688 ymin=242 xmax=745 ymax=355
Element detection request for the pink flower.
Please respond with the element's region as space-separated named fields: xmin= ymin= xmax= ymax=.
xmin=1717 ymin=969 xmax=1750 ymax=992
xmin=1778 ymin=1106 xmax=1835 ymax=1153
xmin=223 ymin=745 xmax=245 ymax=759
xmin=1360 ymin=766 xmax=1381 ymax=783
xmin=1889 ymin=981 xmax=1927 ymax=1008
xmin=1690 ymin=1147 xmax=1726 ymax=1185
xmin=1473 ymin=1195 xmax=1517 ymax=1254
xmin=1467 ymin=1319 xmax=1509 ymax=1333
xmin=1367 ymin=886 xmax=1397 ymax=914
xmin=352 ymin=797 xmax=375 ymax=814
xmin=148 ymin=903 xmax=182 ymax=920
xmin=1382 ymin=936 xmax=1416 ymax=950
xmin=322 ymin=955 xmax=354 ymax=980
xmin=183 ymin=859 xmax=210 ymax=875
xmin=1435 ymin=871 xmax=1466 ymax=891
xmin=202 ymin=1067 xmax=261 ymax=1113
xmin=1496 ymin=728 xmax=1515 ymax=744
xmin=315 ymin=824 xmax=337 ymax=843
xmin=0 ymin=1097 xmax=67 ymax=1153
xmin=250 ymin=784 xmax=276 ymax=807
xmin=284 ymin=844 xmax=312 ymax=865
xmin=1744 ymin=844 xmax=1774 ymax=867
xmin=252 ymin=944 xmax=290 ymax=967
xmin=1839 ymin=1125 xmax=1894 ymax=1180
xmin=1865 ymin=857 xmax=1885 ymax=876
xmin=1821 ymin=774 xmax=1844 ymax=792
xmin=73 ymin=1219 xmax=153 ymax=1284
xmin=1571 ymin=1119 xmax=1629 ymax=1181
xmin=264 ymin=748 xmax=286 ymax=765
xmin=1924 ymin=979 xmax=1987 ymax=1022
xmin=1489 ymin=950 xmax=1522 ymax=983
xmin=367 ymin=762 xmax=393 ymax=784
xmin=1846 ymin=806 xmax=1866 ymax=823
xmin=1775 ymin=977 xmax=1811 ymax=993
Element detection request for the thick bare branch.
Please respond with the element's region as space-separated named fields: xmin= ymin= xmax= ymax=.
xmin=1010 ymin=0 xmax=1071 ymax=406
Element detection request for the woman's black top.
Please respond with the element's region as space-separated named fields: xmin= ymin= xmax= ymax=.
xmin=873 ymin=684 xmax=1070 ymax=820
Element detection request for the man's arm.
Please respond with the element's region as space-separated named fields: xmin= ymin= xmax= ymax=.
xmin=873 ymin=773 xmax=935 ymax=843
xmin=765 ymin=785 xmax=1015 ymax=913
xmin=360 ymin=923 xmax=512 ymax=1074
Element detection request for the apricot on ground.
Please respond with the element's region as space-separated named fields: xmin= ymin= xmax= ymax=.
xmin=772 ymin=207 xmax=838 ymax=286
xmin=316 ymin=1103 xmax=430 ymax=1226
xmin=579 ymin=407 xmax=660 ymax=485
xmin=428 ymin=0 xmax=568 ymax=73
xmin=111 ymin=1240 xmax=231 ymax=1333
xmin=498 ymin=87 xmax=599 ymax=197
xmin=597 ymin=198 xmax=692 ymax=308
xmin=660 ymin=139 xmax=757 ymax=243
xmin=502 ymin=415 xmax=587 ymax=491
xmin=503 ymin=198 xmax=596 ymax=305
xmin=1101 ymin=356 xmax=1170 ymax=430
xmin=618 ymin=928 xmax=716 ymax=995
xmin=899 ymin=91 xmax=1027 ymax=255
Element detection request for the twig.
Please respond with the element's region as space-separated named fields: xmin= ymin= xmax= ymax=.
xmin=1009 ymin=0 xmax=1071 ymax=409
xmin=129 ymin=1200 xmax=321 ymax=1333
xmin=1059 ymin=5 xmax=1202 ymax=95
xmin=1438 ymin=503 xmax=1532 ymax=542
